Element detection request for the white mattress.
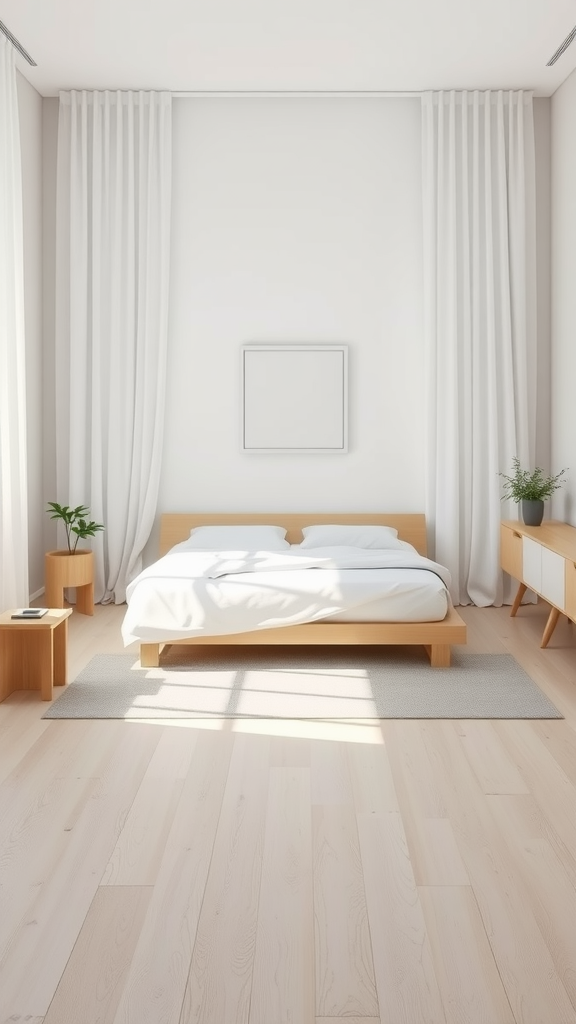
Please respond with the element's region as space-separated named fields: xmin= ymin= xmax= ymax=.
xmin=122 ymin=544 xmax=451 ymax=645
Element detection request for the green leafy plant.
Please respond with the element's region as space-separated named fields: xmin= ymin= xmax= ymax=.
xmin=46 ymin=502 xmax=104 ymax=553
xmin=499 ymin=457 xmax=567 ymax=503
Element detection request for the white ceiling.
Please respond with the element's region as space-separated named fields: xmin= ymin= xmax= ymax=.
xmin=3 ymin=0 xmax=576 ymax=98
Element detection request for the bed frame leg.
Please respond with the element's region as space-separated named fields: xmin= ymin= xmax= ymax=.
xmin=140 ymin=643 xmax=161 ymax=668
xmin=426 ymin=644 xmax=451 ymax=668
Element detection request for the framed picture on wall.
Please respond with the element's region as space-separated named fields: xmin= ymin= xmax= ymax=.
xmin=241 ymin=344 xmax=348 ymax=453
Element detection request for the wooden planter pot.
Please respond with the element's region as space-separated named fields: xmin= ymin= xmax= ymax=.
xmin=44 ymin=550 xmax=94 ymax=615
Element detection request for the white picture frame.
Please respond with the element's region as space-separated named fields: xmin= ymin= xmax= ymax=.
xmin=241 ymin=344 xmax=348 ymax=453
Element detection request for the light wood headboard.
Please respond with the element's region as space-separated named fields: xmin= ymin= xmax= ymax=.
xmin=159 ymin=513 xmax=428 ymax=557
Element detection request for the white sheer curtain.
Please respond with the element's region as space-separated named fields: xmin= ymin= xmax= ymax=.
xmin=0 ymin=36 xmax=29 ymax=608
xmin=422 ymin=90 xmax=537 ymax=606
xmin=55 ymin=90 xmax=171 ymax=603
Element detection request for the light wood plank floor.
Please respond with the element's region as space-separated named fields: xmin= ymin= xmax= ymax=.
xmin=0 ymin=601 xmax=575 ymax=1024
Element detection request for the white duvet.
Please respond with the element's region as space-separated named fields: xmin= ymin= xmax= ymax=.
xmin=121 ymin=544 xmax=452 ymax=645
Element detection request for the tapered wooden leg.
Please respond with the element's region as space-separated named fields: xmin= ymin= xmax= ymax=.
xmin=426 ymin=644 xmax=451 ymax=667
xmin=510 ymin=583 xmax=528 ymax=617
xmin=140 ymin=643 xmax=160 ymax=668
xmin=541 ymin=607 xmax=561 ymax=649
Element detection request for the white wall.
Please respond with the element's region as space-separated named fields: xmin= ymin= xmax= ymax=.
xmin=551 ymin=72 xmax=576 ymax=525
xmin=160 ymin=98 xmax=425 ymax=520
xmin=16 ymin=70 xmax=44 ymax=597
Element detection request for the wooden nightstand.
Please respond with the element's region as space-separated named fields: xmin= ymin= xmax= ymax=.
xmin=0 ymin=608 xmax=73 ymax=701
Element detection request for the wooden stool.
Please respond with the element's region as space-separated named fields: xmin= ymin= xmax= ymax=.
xmin=0 ymin=608 xmax=72 ymax=701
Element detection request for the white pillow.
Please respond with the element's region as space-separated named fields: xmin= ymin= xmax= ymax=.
xmin=185 ymin=525 xmax=290 ymax=550
xmin=299 ymin=524 xmax=405 ymax=550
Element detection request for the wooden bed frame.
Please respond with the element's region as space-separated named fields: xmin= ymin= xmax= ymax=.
xmin=138 ymin=513 xmax=466 ymax=668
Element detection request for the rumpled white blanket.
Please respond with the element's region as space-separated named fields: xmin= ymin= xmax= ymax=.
xmin=122 ymin=545 xmax=452 ymax=644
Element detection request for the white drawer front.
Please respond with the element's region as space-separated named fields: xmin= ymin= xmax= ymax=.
xmin=541 ymin=548 xmax=566 ymax=610
xmin=522 ymin=537 xmax=542 ymax=593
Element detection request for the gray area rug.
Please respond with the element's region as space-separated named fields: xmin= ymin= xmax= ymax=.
xmin=43 ymin=647 xmax=562 ymax=720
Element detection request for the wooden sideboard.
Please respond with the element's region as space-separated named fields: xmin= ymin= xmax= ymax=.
xmin=501 ymin=519 xmax=576 ymax=647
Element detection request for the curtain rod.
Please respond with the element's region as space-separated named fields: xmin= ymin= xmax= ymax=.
xmin=171 ymin=90 xmax=421 ymax=98
xmin=0 ymin=19 xmax=37 ymax=66
xmin=170 ymin=89 xmax=534 ymax=99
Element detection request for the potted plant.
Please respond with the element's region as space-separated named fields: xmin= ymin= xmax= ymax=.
xmin=44 ymin=503 xmax=104 ymax=615
xmin=499 ymin=457 xmax=567 ymax=526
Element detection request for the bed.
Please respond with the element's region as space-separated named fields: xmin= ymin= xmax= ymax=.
xmin=123 ymin=513 xmax=466 ymax=667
